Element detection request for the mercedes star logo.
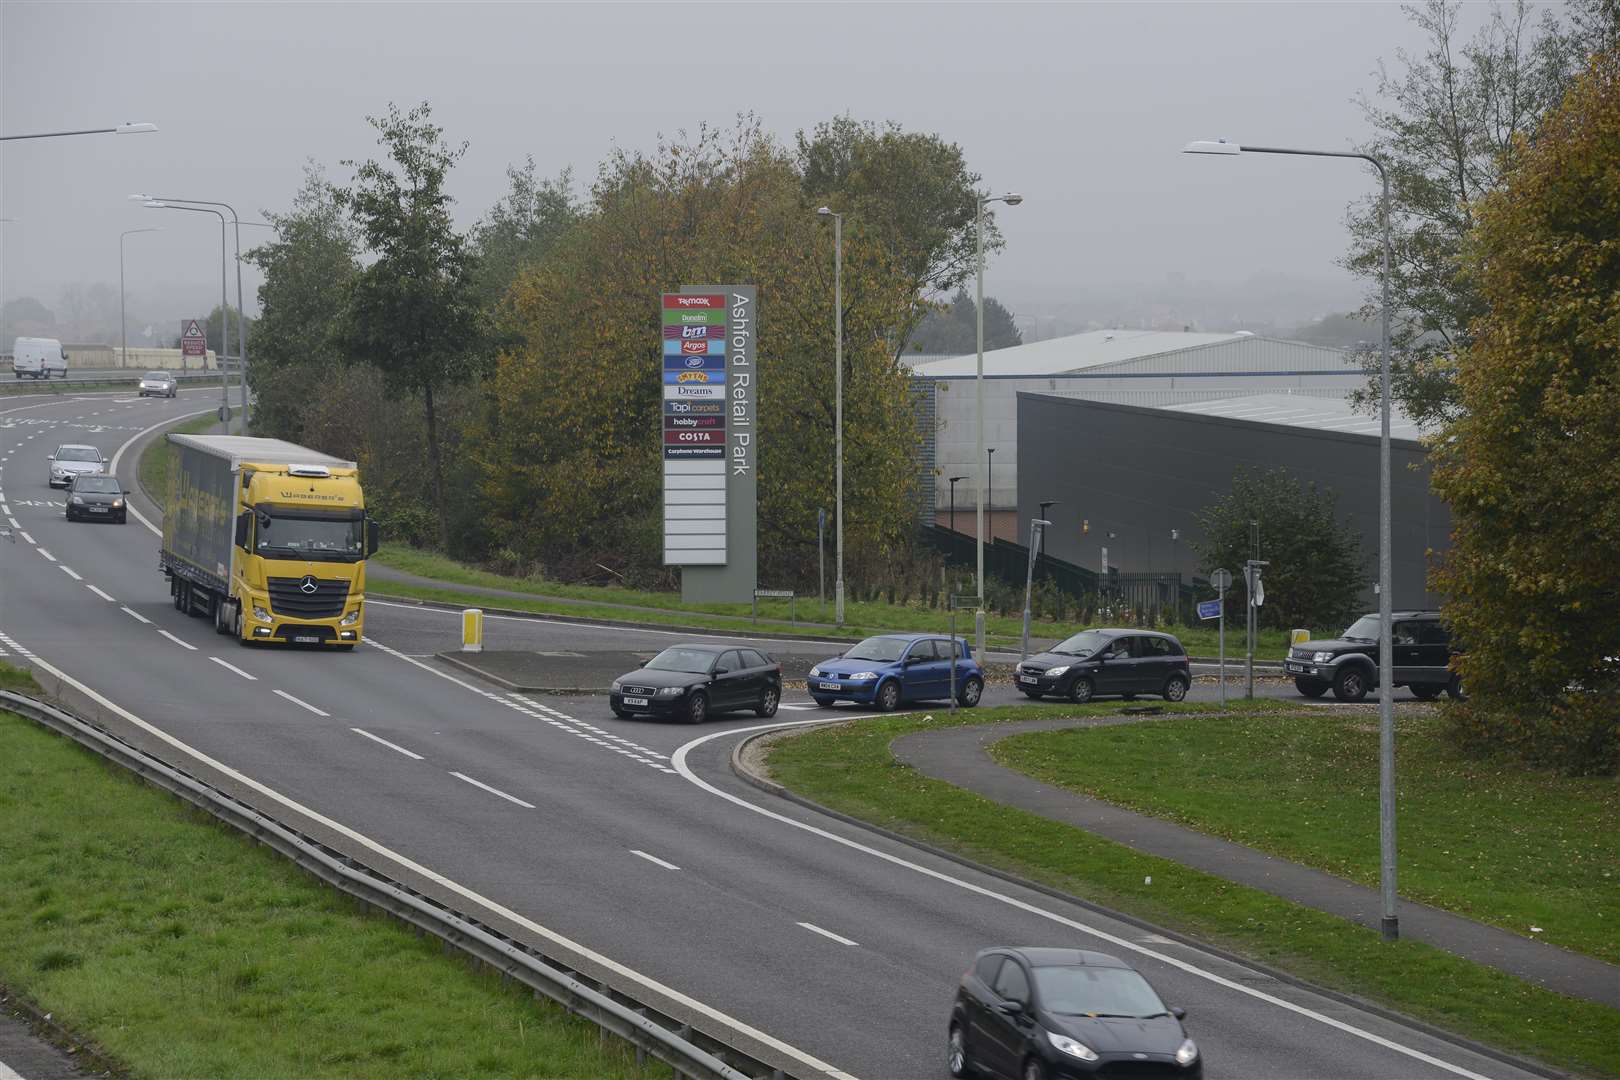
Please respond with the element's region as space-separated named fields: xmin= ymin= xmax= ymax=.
xmin=299 ymin=575 xmax=319 ymax=594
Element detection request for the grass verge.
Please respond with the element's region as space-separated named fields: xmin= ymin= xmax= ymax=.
xmin=992 ymin=709 xmax=1620 ymax=965
xmin=0 ymin=659 xmax=41 ymax=694
xmin=374 ymin=545 xmax=1291 ymax=655
xmin=764 ymin=704 xmax=1620 ymax=1079
xmin=0 ymin=709 xmax=666 ymax=1080
xmin=138 ymin=408 xmax=233 ymax=512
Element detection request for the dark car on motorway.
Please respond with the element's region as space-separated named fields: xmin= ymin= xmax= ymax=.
xmin=65 ymin=474 xmax=127 ymax=524
xmin=949 ymin=947 xmax=1202 ymax=1080
xmin=1286 ymin=611 xmax=1461 ymax=702
xmin=137 ymin=370 xmax=178 ymax=397
xmin=808 ymin=633 xmax=983 ymax=711
xmin=1016 ymin=629 xmax=1191 ymax=704
xmin=609 ymin=643 xmax=781 ymax=723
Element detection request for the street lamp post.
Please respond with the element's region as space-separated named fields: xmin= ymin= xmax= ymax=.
xmin=144 ymin=201 xmax=229 ymax=423
xmin=1020 ymin=517 xmax=1053 ymax=662
xmin=1183 ymin=137 xmax=1398 ymax=942
xmin=948 ymin=476 xmax=967 ymax=534
xmin=135 ymin=195 xmax=248 ymax=433
xmin=986 ymin=447 xmax=996 ymax=529
xmin=975 ymin=192 xmax=1024 ymax=655
xmin=1 ymin=122 xmax=156 ymax=142
xmin=816 ymin=207 xmax=845 ymax=626
xmin=120 ymin=228 xmax=162 ymax=370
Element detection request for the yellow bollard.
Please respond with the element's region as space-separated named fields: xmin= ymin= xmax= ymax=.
xmin=1291 ymin=628 xmax=1310 ymax=647
xmin=462 ymin=608 xmax=484 ymax=653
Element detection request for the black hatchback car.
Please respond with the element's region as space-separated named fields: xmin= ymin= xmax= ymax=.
xmin=609 ymin=643 xmax=781 ymax=723
xmin=65 ymin=474 xmax=127 ymax=524
xmin=1017 ymin=629 xmax=1191 ymax=704
xmin=950 ymin=947 xmax=1201 ymax=1080
xmin=1286 ymin=611 xmax=1462 ymax=702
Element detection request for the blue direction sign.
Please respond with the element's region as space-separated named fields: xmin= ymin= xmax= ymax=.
xmin=1198 ymin=599 xmax=1223 ymax=621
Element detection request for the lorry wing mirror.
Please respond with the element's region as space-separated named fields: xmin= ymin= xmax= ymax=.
xmin=234 ymin=511 xmax=251 ymax=550
xmin=367 ymin=519 xmax=380 ymax=556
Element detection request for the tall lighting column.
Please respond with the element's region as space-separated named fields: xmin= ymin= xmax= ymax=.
xmin=974 ymin=192 xmax=1023 ymax=655
xmin=816 ymin=206 xmax=846 ymax=625
xmin=144 ymin=200 xmax=230 ymax=421
xmin=1182 ymin=137 xmax=1397 ymax=941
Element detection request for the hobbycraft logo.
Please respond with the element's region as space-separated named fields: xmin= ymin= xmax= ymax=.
xmin=676 ymin=371 xmax=710 ymax=383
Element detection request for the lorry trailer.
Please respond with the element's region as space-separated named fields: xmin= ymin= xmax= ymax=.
xmin=161 ymin=434 xmax=378 ymax=647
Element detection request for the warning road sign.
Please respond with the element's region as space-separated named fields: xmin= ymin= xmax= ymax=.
xmin=180 ymin=319 xmax=207 ymax=358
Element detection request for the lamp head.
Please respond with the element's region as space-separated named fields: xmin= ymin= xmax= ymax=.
xmin=816 ymin=206 xmax=834 ymax=217
xmin=1182 ymin=139 xmax=1242 ymax=155
xmin=1001 ymin=193 xmax=1024 ymax=206
xmin=114 ymin=122 xmax=157 ymax=135
xmin=143 ymin=200 xmax=167 ymax=208
xmin=128 ymin=193 xmax=152 ymax=201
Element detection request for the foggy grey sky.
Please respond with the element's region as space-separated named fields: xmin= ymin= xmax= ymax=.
xmin=4 ymin=2 xmax=1459 ymax=332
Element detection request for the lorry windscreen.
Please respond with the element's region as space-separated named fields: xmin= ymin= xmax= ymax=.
xmin=255 ymin=512 xmax=363 ymax=561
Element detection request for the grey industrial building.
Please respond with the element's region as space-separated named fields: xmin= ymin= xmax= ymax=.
xmin=1014 ymin=393 xmax=1448 ymax=609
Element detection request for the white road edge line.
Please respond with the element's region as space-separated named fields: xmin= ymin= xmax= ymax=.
xmin=156 ymin=629 xmax=197 ymax=651
xmin=59 ymin=565 xmax=83 ymax=580
xmin=449 ymin=771 xmax=537 ymax=809
xmin=630 ymin=849 xmax=681 ymax=871
xmin=797 ymin=921 xmax=859 ymax=947
xmin=108 ymin=406 xmax=216 ymax=537
xmin=0 ymin=1055 xmax=25 ymax=1080
xmin=670 ymin=722 xmax=1496 ymax=1080
xmin=120 ymin=605 xmax=152 ymax=624
xmin=350 ymin=727 xmax=424 ymax=760
xmin=208 ymin=656 xmax=258 ymax=681
xmin=86 ymin=584 xmax=116 ymax=602
xmin=8 ymin=638 xmax=853 ymax=1080
xmin=273 ymin=688 xmax=331 ymax=717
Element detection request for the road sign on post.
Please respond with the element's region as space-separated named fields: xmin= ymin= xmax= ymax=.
xmin=180 ymin=319 xmax=207 ymax=369
xmin=1210 ymin=568 xmax=1232 ymax=706
xmin=1243 ymin=560 xmax=1269 ymax=698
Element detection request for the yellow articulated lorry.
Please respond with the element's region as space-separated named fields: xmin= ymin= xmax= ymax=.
xmin=162 ymin=434 xmax=378 ymax=648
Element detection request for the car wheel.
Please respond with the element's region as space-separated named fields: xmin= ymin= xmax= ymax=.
xmin=811 ymin=695 xmax=835 ymax=708
xmin=1446 ymin=673 xmax=1467 ymax=701
xmin=875 ymin=679 xmax=902 ymax=712
xmin=1295 ymin=677 xmax=1329 ymax=698
xmin=1068 ymin=677 xmax=1094 ymax=704
xmin=1410 ymin=684 xmax=1442 ymax=701
xmin=1023 ymin=1057 xmax=1048 ymax=1080
xmin=1333 ymin=666 xmax=1370 ymax=702
xmin=947 ymin=1023 xmax=972 ymax=1078
xmin=755 ymin=686 xmax=780 ymax=718
xmin=685 ymin=691 xmax=708 ymax=725
xmin=957 ymin=676 xmax=983 ymax=707
xmin=1162 ymin=673 xmax=1190 ymax=702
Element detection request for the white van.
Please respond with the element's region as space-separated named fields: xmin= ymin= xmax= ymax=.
xmin=12 ymin=337 xmax=68 ymax=379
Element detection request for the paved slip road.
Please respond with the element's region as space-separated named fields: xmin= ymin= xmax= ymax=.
xmin=0 ymin=391 xmax=1544 ymax=1080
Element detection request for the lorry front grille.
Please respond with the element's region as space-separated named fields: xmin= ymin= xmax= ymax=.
xmin=268 ymin=576 xmax=350 ymax=619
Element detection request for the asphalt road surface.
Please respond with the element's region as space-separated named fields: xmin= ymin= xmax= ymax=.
xmin=0 ymin=390 xmax=1536 ymax=1080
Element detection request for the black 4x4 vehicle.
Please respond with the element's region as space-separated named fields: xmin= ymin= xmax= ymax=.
xmin=1287 ymin=611 xmax=1463 ymax=702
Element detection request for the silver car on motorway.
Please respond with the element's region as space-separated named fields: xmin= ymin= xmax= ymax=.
xmin=48 ymin=444 xmax=106 ymax=488
xmin=138 ymin=370 xmax=178 ymax=397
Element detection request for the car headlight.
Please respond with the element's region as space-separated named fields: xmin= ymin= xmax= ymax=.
xmin=341 ymin=605 xmax=362 ymax=626
xmin=1046 ymin=1030 xmax=1099 ymax=1062
xmin=252 ymin=605 xmax=272 ymax=623
xmin=1176 ymin=1038 xmax=1199 ymax=1066
xmin=111 ymin=498 xmax=124 ymax=508
xmin=610 ymin=680 xmax=623 ymax=693
xmin=1045 ymin=665 xmax=1069 ymax=677
xmin=849 ymin=671 xmax=878 ymax=681
xmin=71 ymin=495 xmax=84 ymax=505
xmin=655 ymin=685 xmax=685 ymax=697
xmin=1313 ymin=651 xmax=1334 ymax=663
xmin=808 ymin=667 xmax=821 ymax=678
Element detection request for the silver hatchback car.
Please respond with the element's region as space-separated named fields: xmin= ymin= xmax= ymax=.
xmin=138 ymin=370 xmax=178 ymax=397
xmin=48 ymin=444 xmax=106 ymax=488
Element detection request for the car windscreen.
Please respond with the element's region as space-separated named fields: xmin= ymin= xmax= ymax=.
xmin=1342 ymin=615 xmax=1381 ymax=642
xmin=56 ymin=447 xmax=101 ymax=462
xmin=644 ymin=647 xmax=716 ymax=674
xmin=144 ymin=372 xmax=171 ymax=380
xmin=1050 ymin=630 xmax=1111 ymax=657
xmin=73 ymin=477 xmax=121 ymax=493
xmin=1033 ymin=965 xmax=1168 ymax=1019
xmin=843 ymin=637 xmax=907 ymax=663
xmin=255 ymin=512 xmax=363 ymax=561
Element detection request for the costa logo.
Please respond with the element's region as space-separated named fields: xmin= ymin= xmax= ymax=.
xmin=676 ymin=370 xmax=710 ymax=383
xmin=680 ymin=341 xmax=709 ymax=355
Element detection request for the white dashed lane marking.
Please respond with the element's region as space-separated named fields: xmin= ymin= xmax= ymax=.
xmin=630 ymin=849 xmax=681 ymax=871
xmin=797 ymin=922 xmax=860 ymax=947
xmin=86 ymin=584 xmax=116 ymax=602
xmin=208 ymin=656 xmax=258 ymax=681
xmin=157 ymin=629 xmax=198 ymax=651
xmin=350 ymin=727 xmax=425 ymax=760
xmin=59 ymin=565 xmax=82 ymax=581
xmin=450 ymin=771 xmax=536 ymax=809
xmin=273 ymin=689 xmax=330 ymax=717
xmin=121 ymin=606 xmax=151 ymax=624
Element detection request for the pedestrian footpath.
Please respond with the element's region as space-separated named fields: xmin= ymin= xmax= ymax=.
xmin=891 ymin=716 xmax=1620 ymax=1010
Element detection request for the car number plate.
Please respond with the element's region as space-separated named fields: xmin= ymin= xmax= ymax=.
xmin=623 ymin=695 xmax=649 ymax=707
xmin=89 ymin=506 xmax=109 ymax=513
xmin=1019 ymin=674 xmax=1039 ymax=684
xmin=817 ymin=681 xmax=840 ymax=691
xmin=1285 ymin=661 xmax=1305 ymax=673
xmin=293 ymin=635 xmax=321 ymax=644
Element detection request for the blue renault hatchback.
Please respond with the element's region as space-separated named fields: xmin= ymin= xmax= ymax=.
xmin=808 ymin=633 xmax=983 ymax=711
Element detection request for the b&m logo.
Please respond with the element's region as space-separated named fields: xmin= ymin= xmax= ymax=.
xmin=676 ymin=371 xmax=710 ymax=383
xmin=684 ymin=356 xmax=706 ymax=368
xmin=681 ymin=326 xmax=708 ymax=339
xmin=680 ymin=341 xmax=708 ymax=355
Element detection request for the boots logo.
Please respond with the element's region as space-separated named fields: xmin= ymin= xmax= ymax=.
xmin=683 ymin=356 xmax=707 ymax=368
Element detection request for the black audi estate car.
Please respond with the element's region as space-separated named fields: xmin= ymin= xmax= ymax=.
xmin=609 ymin=643 xmax=781 ymax=723
xmin=949 ymin=947 xmax=1202 ymax=1079
xmin=1016 ymin=629 xmax=1191 ymax=704
xmin=1286 ymin=611 xmax=1462 ymax=702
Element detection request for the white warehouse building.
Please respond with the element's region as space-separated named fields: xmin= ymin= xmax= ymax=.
xmin=910 ymin=329 xmax=1364 ymax=536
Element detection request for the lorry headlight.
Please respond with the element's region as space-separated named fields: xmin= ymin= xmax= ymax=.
xmin=341 ymin=606 xmax=361 ymax=626
xmin=252 ymin=605 xmax=272 ymax=623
